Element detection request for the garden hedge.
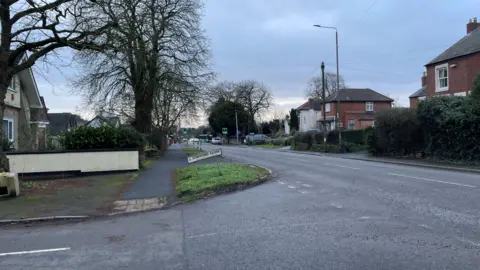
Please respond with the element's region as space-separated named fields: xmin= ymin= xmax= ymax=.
xmin=59 ymin=125 xmax=145 ymax=150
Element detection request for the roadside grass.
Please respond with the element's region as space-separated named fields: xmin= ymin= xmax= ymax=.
xmin=183 ymin=147 xmax=202 ymax=156
xmin=254 ymin=144 xmax=283 ymax=149
xmin=175 ymin=163 xmax=270 ymax=201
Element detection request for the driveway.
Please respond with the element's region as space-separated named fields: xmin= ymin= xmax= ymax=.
xmin=1 ymin=145 xmax=480 ymax=269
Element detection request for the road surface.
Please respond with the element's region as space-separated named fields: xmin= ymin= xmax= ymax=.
xmin=1 ymin=145 xmax=480 ymax=269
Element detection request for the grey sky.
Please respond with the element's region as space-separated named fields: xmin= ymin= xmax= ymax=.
xmin=35 ymin=0 xmax=478 ymax=122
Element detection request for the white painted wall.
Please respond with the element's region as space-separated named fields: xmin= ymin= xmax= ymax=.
xmin=284 ymin=119 xmax=290 ymax=135
xmin=7 ymin=150 xmax=139 ymax=174
xmin=298 ymin=109 xmax=322 ymax=132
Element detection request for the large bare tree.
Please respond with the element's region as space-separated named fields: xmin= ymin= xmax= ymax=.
xmin=235 ymin=80 xmax=273 ymax=132
xmin=74 ymin=0 xmax=211 ymax=136
xmin=306 ymin=72 xmax=346 ymax=99
xmin=0 ymin=0 xmax=116 ymax=171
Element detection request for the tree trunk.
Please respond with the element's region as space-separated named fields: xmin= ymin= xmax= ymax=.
xmin=133 ymin=95 xmax=154 ymax=134
xmin=0 ymin=70 xmax=10 ymax=172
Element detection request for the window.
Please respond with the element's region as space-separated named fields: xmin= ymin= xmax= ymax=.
xmin=325 ymin=103 xmax=331 ymax=112
xmin=3 ymin=118 xmax=13 ymax=142
xmin=366 ymin=102 xmax=374 ymax=112
xmin=8 ymin=76 xmax=16 ymax=92
xmin=435 ymin=63 xmax=448 ymax=92
xmin=348 ymin=120 xmax=355 ymax=130
xmin=418 ymin=96 xmax=426 ymax=101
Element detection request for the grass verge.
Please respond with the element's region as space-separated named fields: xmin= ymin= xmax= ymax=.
xmin=175 ymin=163 xmax=270 ymax=202
xmin=183 ymin=147 xmax=202 ymax=156
xmin=254 ymin=144 xmax=283 ymax=149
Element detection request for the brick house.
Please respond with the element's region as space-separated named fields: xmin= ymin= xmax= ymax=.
xmin=297 ymin=88 xmax=393 ymax=131
xmin=410 ymin=18 xmax=480 ymax=108
xmin=3 ymin=54 xmax=50 ymax=150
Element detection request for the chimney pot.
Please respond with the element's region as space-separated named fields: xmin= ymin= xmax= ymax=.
xmin=421 ymin=72 xmax=427 ymax=87
xmin=467 ymin=17 xmax=480 ymax=34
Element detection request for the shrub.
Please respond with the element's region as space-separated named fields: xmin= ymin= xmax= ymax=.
xmin=294 ymin=132 xmax=313 ymax=146
xmin=326 ymin=130 xmax=339 ymax=144
xmin=293 ymin=142 xmax=309 ymax=151
xmin=371 ymin=108 xmax=423 ymax=156
xmin=284 ymin=136 xmax=293 ymax=146
xmin=342 ymin=129 xmax=365 ymax=145
xmin=2 ymin=138 xmax=13 ymax=152
xmin=313 ymin=132 xmax=324 ymax=144
xmin=59 ymin=125 xmax=145 ymax=150
xmin=310 ymin=143 xmax=341 ymax=153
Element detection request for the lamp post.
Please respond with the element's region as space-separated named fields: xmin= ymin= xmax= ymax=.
xmin=313 ymin=24 xmax=342 ymax=146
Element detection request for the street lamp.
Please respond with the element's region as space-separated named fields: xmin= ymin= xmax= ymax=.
xmin=313 ymin=24 xmax=342 ymax=146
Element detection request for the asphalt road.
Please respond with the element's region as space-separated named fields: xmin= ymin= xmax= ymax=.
xmin=2 ymin=145 xmax=480 ymax=269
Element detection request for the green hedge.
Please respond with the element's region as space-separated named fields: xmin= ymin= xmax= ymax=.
xmin=342 ymin=130 xmax=365 ymax=145
xmin=271 ymin=136 xmax=293 ymax=146
xmin=59 ymin=126 xmax=145 ymax=150
xmin=366 ymin=75 xmax=480 ymax=163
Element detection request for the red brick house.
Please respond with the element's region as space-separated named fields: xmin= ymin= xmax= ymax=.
xmin=410 ymin=18 xmax=480 ymax=108
xmin=297 ymin=88 xmax=393 ymax=131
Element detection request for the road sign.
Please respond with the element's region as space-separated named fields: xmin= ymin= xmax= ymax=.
xmin=183 ymin=128 xmax=188 ymax=134
xmin=222 ymin=128 xmax=228 ymax=135
xmin=187 ymin=148 xmax=222 ymax=164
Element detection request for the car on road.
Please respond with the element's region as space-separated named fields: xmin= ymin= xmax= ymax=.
xmin=188 ymin=138 xmax=200 ymax=144
xmin=211 ymin=137 xmax=222 ymax=145
xmin=244 ymin=134 xmax=271 ymax=144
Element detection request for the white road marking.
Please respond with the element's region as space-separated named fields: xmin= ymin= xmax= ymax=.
xmin=277 ymin=181 xmax=285 ymax=185
xmin=330 ymin=203 xmax=343 ymax=209
xmin=301 ymin=184 xmax=312 ymax=188
xmin=325 ymin=164 xmax=360 ymax=170
xmin=298 ymin=190 xmax=307 ymax=194
xmin=287 ymin=185 xmax=296 ymax=189
xmin=388 ymin=173 xmax=476 ymax=188
xmin=359 ymin=216 xmax=370 ymax=220
xmin=0 ymin=247 xmax=70 ymax=257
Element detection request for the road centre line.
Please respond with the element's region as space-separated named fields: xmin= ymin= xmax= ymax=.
xmin=0 ymin=247 xmax=71 ymax=257
xmin=388 ymin=173 xmax=476 ymax=188
xmin=325 ymin=164 xmax=361 ymax=170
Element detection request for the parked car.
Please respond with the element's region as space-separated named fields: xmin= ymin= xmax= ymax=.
xmin=244 ymin=134 xmax=271 ymax=144
xmin=189 ymin=138 xmax=200 ymax=144
xmin=211 ymin=137 xmax=222 ymax=145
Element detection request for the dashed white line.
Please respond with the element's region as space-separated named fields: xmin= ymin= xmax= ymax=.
xmin=0 ymin=247 xmax=71 ymax=257
xmin=298 ymin=190 xmax=308 ymax=194
xmin=330 ymin=203 xmax=343 ymax=209
xmin=325 ymin=164 xmax=360 ymax=170
xmin=388 ymin=173 xmax=476 ymax=188
xmin=287 ymin=185 xmax=296 ymax=189
xmin=301 ymin=184 xmax=312 ymax=188
xmin=277 ymin=181 xmax=285 ymax=185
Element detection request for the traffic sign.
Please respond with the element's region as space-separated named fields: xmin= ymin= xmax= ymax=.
xmin=222 ymin=128 xmax=228 ymax=135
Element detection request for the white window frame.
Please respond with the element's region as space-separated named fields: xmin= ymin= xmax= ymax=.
xmin=8 ymin=76 xmax=16 ymax=92
xmin=418 ymin=96 xmax=426 ymax=101
xmin=3 ymin=117 xmax=14 ymax=142
xmin=435 ymin=63 xmax=449 ymax=92
xmin=325 ymin=103 xmax=330 ymax=112
xmin=366 ymin=102 xmax=374 ymax=112
xmin=348 ymin=120 xmax=355 ymax=130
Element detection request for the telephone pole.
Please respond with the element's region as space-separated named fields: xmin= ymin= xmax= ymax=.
xmin=235 ymin=109 xmax=239 ymax=145
xmin=321 ymin=62 xmax=326 ymax=131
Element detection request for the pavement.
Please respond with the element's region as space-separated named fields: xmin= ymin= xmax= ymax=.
xmin=2 ymin=144 xmax=480 ymax=269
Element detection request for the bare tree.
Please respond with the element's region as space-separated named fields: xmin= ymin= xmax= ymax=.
xmin=235 ymin=80 xmax=273 ymax=132
xmin=203 ymin=81 xmax=237 ymax=113
xmin=306 ymin=72 xmax=346 ymax=99
xmin=0 ymin=0 xmax=116 ymax=171
xmin=74 ymin=0 xmax=211 ymax=136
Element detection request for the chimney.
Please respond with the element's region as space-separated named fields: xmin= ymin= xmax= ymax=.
xmin=467 ymin=17 xmax=480 ymax=34
xmin=421 ymin=71 xmax=427 ymax=87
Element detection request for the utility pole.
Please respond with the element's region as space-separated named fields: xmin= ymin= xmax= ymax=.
xmin=235 ymin=109 xmax=239 ymax=145
xmin=336 ymin=30 xmax=342 ymax=147
xmin=321 ymin=62 xmax=326 ymax=150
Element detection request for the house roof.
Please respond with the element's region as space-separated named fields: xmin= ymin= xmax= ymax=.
xmin=296 ymin=99 xmax=324 ymax=111
xmin=325 ymin=88 xmax=394 ymax=102
xmin=427 ymin=28 xmax=480 ymax=65
xmin=409 ymin=86 xmax=426 ymax=98
xmin=47 ymin=113 xmax=79 ymax=136
xmin=85 ymin=115 xmax=121 ymax=127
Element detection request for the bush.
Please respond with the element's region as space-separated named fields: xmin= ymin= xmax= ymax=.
xmin=313 ymin=132 xmax=324 ymax=144
xmin=2 ymin=138 xmax=13 ymax=152
xmin=326 ymin=130 xmax=339 ymax=144
xmin=310 ymin=143 xmax=341 ymax=153
xmin=370 ymin=108 xmax=423 ymax=156
xmin=59 ymin=125 xmax=145 ymax=150
xmin=417 ymin=96 xmax=480 ymax=162
xmin=342 ymin=129 xmax=365 ymax=145
xmin=294 ymin=132 xmax=313 ymax=146
xmin=293 ymin=142 xmax=309 ymax=151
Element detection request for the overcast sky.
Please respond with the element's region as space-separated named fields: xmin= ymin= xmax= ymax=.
xmin=35 ymin=0 xmax=478 ymax=125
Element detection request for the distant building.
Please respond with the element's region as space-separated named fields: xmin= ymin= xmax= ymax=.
xmin=296 ymin=88 xmax=393 ymax=131
xmin=410 ymin=18 xmax=480 ymax=108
